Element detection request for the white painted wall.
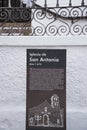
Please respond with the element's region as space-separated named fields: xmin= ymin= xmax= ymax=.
xmin=9 ymin=0 xmax=84 ymax=8
xmin=0 ymin=36 xmax=87 ymax=130
xmin=26 ymin=0 xmax=87 ymax=7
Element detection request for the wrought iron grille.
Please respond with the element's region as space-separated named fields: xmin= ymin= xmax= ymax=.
xmin=0 ymin=0 xmax=87 ymax=36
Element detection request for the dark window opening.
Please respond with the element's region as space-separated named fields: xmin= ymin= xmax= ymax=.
xmin=11 ymin=0 xmax=21 ymax=7
xmin=0 ymin=0 xmax=21 ymax=7
xmin=0 ymin=0 xmax=8 ymax=7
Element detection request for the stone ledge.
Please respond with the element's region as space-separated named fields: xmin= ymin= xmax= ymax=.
xmin=0 ymin=36 xmax=87 ymax=46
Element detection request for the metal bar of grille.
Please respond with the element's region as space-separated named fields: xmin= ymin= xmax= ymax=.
xmin=56 ymin=0 xmax=59 ymax=7
xmin=81 ymin=0 xmax=85 ymax=6
xmin=69 ymin=0 xmax=72 ymax=6
xmin=44 ymin=0 xmax=47 ymax=7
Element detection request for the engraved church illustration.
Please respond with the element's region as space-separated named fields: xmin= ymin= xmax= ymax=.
xmin=29 ymin=94 xmax=64 ymax=128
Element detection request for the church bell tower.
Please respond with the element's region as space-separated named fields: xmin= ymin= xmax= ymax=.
xmin=51 ymin=94 xmax=60 ymax=109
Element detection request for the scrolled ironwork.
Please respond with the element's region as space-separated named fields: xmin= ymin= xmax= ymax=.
xmin=21 ymin=8 xmax=31 ymax=21
xmin=34 ymin=25 xmax=45 ymax=36
xmin=58 ymin=8 xmax=70 ymax=18
xmin=70 ymin=8 xmax=82 ymax=18
xmin=1 ymin=25 xmax=11 ymax=36
xmin=46 ymin=9 xmax=56 ymax=19
xmin=0 ymin=8 xmax=9 ymax=22
xmin=34 ymin=9 xmax=46 ymax=20
xmin=58 ymin=24 xmax=70 ymax=36
xmin=70 ymin=24 xmax=82 ymax=35
xmin=46 ymin=25 xmax=58 ymax=36
xmin=83 ymin=25 xmax=87 ymax=35
xmin=11 ymin=8 xmax=21 ymax=21
xmin=0 ymin=3 xmax=87 ymax=36
xmin=83 ymin=7 xmax=87 ymax=17
xmin=11 ymin=26 xmax=22 ymax=36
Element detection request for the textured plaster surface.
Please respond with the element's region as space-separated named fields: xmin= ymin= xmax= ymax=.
xmin=0 ymin=47 xmax=87 ymax=130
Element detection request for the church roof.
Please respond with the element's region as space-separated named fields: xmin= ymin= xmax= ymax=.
xmin=29 ymin=100 xmax=52 ymax=115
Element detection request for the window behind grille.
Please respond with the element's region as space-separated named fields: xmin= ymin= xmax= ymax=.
xmin=0 ymin=0 xmax=21 ymax=7
xmin=0 ymin=0 xmax=8 ymax=7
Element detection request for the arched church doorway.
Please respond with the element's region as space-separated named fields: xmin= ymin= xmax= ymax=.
xmin=43 ymin=114 xmax=49 ymax=126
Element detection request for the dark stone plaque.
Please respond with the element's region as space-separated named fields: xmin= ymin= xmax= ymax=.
xmin=27 ymin=49 xmax=66 ymax=130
